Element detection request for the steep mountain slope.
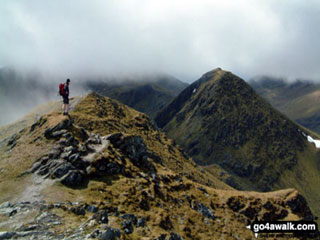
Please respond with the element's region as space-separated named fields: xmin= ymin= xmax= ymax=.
xmin=84 ymin=75 xmax=188 ymax=118
xmin=0 ymin=93 xmax=317 ymax=239
xmin=155 ymin=68 xmax=320 ymax=219
xmin=250 ymin=76 xmax=320 ymax=133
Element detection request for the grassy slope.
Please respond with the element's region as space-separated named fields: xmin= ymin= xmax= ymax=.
xmin=274 ymin=144 xmax=320 ymax=220
xmin=156 ymin=69 xmax=320 ymax=220
xmin=250 ymin=78 xmax=320 ymax=133
xmin=71 ymin=93 xmax=229 ymax=190
xmin=0 ymin=93 xmax=316 ymax=239
xmin=0 ymin=93 xmax=230 ymax=204
xmin=85 ymin=77 xmax=188 ymax=119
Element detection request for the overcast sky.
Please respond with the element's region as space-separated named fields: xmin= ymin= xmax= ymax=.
xmin=1 ymin=0 xmax=320 ymax=82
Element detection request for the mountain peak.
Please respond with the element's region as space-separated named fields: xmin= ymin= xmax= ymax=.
xmin=156 ymin=69 xmax=309 ymax=190
xmin=201 ymin=67 xmax=223 ymax=78
xmin=0 ymin=92 xmax=319 ymax=239
xmin=155 ymin=69 xmax=247 ymax=128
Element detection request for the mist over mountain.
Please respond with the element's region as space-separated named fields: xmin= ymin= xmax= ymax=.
xmin=0 ymin=68 xmax=55 ymax=126
xmin=250 ymin=76 xmax=320 ymax=133
xmin=2 ymin=1 xmax=320 ymax=81
xmin=0 ymin=68 xmax=188 ymax=126
xmin=2 ymin=1 xmax=320 ymax=238
xmin=84 ymin=75 xmax=188 ymax=118
xmin=0 ymin=68 xmax=89 ymax=126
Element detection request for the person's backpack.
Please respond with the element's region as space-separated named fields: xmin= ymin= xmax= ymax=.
xmin=59 ymin=83 xmax=66 ymax=96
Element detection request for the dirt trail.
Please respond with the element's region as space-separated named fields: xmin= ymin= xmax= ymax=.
xmin=14 ymin=175 xmax=55 ymax=203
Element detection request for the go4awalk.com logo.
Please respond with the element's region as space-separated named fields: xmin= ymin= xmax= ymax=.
xmin=246 ymin=221 xmax=318 ymax=238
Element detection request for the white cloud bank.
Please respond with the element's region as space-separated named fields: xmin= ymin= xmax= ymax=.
xmin=1 ymin=0 xmax=320 ymax=81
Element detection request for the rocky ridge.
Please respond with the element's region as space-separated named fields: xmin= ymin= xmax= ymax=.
xmin=0 ymin=93 xmax=318 ymax=239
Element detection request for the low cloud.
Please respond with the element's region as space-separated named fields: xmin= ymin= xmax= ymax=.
xmin=1 ymin=0 xmax=320 ymax=82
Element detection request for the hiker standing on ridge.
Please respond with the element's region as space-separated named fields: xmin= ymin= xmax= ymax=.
xmin=59 ymin=79 xmax=71 ymax=115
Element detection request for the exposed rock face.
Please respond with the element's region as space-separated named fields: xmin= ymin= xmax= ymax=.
xmin=25 ymin=115 xmax=161 ymax=190
xmin=191 ymin=201 xmax=215 ymax=220
xmin=61 ymin=170 xmax=86 ymax=187
xmin=107 ymin=133 xmax=156 ymax=171
xmin=27 ymin=120 xmax=93 ymax=187
xmin=93 ymin=210 xmax=109 ymax=224
xmin=168 ymin=232 xmax=185 ymax=240
xmin=44 ymin=118 xmax=73 ymax=139
xmin=7 ymin=133 xmax=18 ymax=148
xmin=225 ymin=191 xmax=315 ymax=223
xmin=1 ymin=93 xmax=318 ymax=240
xmin=99 ymin=227 xmax=121 ymax=240
xmin=286 ymin=192 xmax=314 ymax=221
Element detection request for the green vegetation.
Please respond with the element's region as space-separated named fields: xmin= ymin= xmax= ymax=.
xmin=250 ymin=77 xmax=320 ymax=133
xmin=71 ymin=92 xmax=230 ymax=190
xmin=85 ymin=75 xmax=188 ymax=119
xmin=156 ymin=69 xmax=320 ymax=220
xmin=0 ymin=91 xmax=317 ymax=238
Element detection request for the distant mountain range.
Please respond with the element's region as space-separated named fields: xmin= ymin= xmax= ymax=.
xmin=0 ymin=68 xmax=188 ymax=126
xmin=155 ymin=68 xmax=320 ymax=220
xmin=250 ymin=76 xmax=320 ymax=133
xmin=84 ymin=75 xmax=188 ymax=119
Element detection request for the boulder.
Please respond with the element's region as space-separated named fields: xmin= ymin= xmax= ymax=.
xmin=93 ymin=210 xmax=109 ymax=224
xmin=90 ymin=157 xmax=123 ymax=176
xmin=191 ymin=201 xmax=215 ymax=220
xmin=0 ymin=232 xmax=15 ymax=239
xmin=71 ymin=205 xmax=86 ymax=216
xmin=44 ymin=119 xmax=73 ymax=139
xmin=121 ymin=220 xmax=134 ymax=234
xmin=108 ymin=133 xmax=155 ymax=171
xmin=7 ymin=134 xmax=17 ymax=147
xmin=60 ymin=170 xmax=86 ymax=187
xmin=86 ymin=205 xmax=98 ymax=213
xmin=99 ymin=227 xmax=121 ymax=240
xmin=48 ymin=148 xmax=63 ymax=159
xmin=157 ymin=234 xmax=167 ymax=240
xmin=37 ymin=160 xmax=64 ymax=176
xmin=0 ymin=202 xmax=11 ymax=209
xmin=51 ymin=130 xmax=68 ymax=139
xmin=137 ymin=217 xmax=146 ymax=227
xmin=60 ymin=150 xmax=73 ymax=160
xmin=86 ymin=135 xmax=102 ymax=145
xmin=50 ymin=162 xmax=75 ymax=179
xmin=121 ymin=214 xmax=137 ymax=225
xmin=64 ymin=146 xmax=74 ymax=153
xmin=71 ymin=158 xmax=89 ymax=171
xmin=169 ymin=233 xmax=184 ymax=240
xmin=68 ymin=153 xmax=79 ymax=162
xmin=286 ymin=193 xmax=314 ymax=221
xmin=121 ymin=214 xmax=138 ymax=234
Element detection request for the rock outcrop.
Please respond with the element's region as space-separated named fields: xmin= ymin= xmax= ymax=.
xmin=0 ymin=93 xmax=318 ymax=240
